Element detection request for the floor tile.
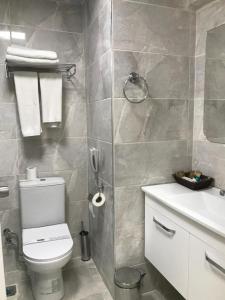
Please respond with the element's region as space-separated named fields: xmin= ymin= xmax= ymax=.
xmin=16 ymin=259 xmax=112 ymax=300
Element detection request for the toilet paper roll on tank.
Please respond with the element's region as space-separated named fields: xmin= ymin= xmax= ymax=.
xmin=26 ymin=166 xmax=37 ymax=180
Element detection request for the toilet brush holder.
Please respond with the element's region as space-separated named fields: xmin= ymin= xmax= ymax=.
xmin=80 ymin=222 xmax=91 ymax=261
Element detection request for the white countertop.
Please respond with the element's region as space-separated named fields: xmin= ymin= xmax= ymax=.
xmin=142 ymin=183 xmax=225 ymax=239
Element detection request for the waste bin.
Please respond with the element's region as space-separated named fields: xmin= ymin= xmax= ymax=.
xmin=114 ymin=267 xmax=145 ymax=300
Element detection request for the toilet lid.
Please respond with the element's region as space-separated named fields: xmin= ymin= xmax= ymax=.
xmin=23 ymin=223 xmax=73 ymax=261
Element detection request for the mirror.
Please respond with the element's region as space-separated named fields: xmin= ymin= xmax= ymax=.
xmin=204 ymin=23 xmax=225 ymax=143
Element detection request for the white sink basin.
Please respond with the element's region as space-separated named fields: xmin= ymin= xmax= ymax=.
xmin=142 ymin=183 xmax=225 ymax=238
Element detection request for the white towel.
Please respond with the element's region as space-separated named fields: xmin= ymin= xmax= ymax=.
xmin=39 ymin=73 xmax=62 ymax=125
xmin=7 ymin=46 xmax=58 ymax=60
xmin=6 ymin=54 xmax=59 ymax=65
xmin=14 ymin=72 xmax=42 ymax=137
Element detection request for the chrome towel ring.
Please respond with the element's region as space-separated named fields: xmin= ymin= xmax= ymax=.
xmin=123 ymin=72 xmax=150 ymax=104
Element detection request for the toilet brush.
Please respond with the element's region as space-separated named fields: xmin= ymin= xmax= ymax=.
xmin=80 ymin=221 xmax=91 ymax=261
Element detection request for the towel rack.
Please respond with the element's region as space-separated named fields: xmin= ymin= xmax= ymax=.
xmin=5 ymin=61 xmax=76 ymax=80
xmin=123 ymin=72 xmax=150 ymax=103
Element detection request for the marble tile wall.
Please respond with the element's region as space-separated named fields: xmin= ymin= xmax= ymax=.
xmin=0 ymin=1 xmax=211 ymax=299
xmin=0 ymin=0 xmax=88 ymax=287
xmin=84 ymin=0 xmax=114 ymax=294
xmin=112 ymin=0 xmax=195 ymax=297
xmin=188 ymin=0 xmax=214 ymax=10
xmin=192 ymin=0 xmax=225 ymax=188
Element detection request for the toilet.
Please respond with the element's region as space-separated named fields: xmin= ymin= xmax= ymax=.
xmin=19 ymin=177 xmax=73 ymax=300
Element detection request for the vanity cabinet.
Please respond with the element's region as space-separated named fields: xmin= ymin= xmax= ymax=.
xmin=145 ymin=195 xmax=225 ymax=300
xmin=189 ymin=236 xmax=225 ymax=300
xmin=145 ymin=202 xmax=189 ymax=298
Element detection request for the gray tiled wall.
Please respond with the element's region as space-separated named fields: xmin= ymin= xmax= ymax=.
xmin=84 ymin=0 xmax=114 ymax=294
xmin=112 ymin=0 xmax=195 ymax=298
xmin=189 ymin=0 xmax=214 ymax=10
xmin=0 ymin=0 xmax=88 ymax=286
xmin=2 ymin=1 xmax=222 ymax=299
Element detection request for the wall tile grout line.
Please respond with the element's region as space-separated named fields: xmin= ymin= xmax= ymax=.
xmin=112 ymin=48 xmax=194 ymax=58
xmin=122 ymin=0 xmax=194 ymax=12
xmin=0 ymin=22 xmax=84 ymax=36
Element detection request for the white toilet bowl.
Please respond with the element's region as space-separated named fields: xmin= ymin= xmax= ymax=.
xmin=23 ymin=223 xmax=73 ymax=300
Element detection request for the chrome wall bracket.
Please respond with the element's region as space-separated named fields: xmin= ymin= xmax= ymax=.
xmin=0 ymin=186 xmax=9 ymax=197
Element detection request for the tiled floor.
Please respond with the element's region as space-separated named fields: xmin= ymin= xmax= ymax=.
xmin=142 ymin=290 xmax=165 ymax=300
xmin=16 ymin=259 xmax=112 ymax=300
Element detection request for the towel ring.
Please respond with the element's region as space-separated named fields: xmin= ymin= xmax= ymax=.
xmin=123 ymin=72 xmax=150 ymax=104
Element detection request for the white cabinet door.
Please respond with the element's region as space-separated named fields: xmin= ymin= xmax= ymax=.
xmin=145 ymin=201 xmax=189 ymax=299
xmin=189 ymin=235 xmax=225 ymax=300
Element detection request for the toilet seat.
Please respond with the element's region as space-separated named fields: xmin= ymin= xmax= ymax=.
xmin=23 ymin=223 xmax=73 ymax=262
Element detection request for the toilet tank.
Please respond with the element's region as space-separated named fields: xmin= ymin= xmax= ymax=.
xmin=19 ymin=177 xmax=65 ymax=229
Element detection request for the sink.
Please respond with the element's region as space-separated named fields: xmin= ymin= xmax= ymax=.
xmin=172 ymin=191 xmax=225 ymax=221
xmin=142 ymin=183 xmax=225 ymax=238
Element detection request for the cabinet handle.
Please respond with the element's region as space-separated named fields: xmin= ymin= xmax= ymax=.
xmin=205 ymin=252 xmax=225 ymax=275
xmin=153 ymin=217 xmax=176 ymax=235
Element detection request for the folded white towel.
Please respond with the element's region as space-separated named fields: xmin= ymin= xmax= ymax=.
xmin=39 ymin=73 xmax=62 ymax=125
xmin=6 ymin=54 xmax=59 ymax=65
xmin=14 ymin=72 xmax=42 ymax=137
xmin=7 ymin=46 xmax=58 ymax=60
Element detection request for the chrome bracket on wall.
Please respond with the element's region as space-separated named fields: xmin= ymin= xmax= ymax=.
xmin=0 ymin=186 xmax=9 ymax=197
xmin=89 ymin=147 xmax=104 ymax=193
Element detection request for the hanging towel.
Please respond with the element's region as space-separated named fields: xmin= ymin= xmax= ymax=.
xmin=6 ymin=54 xmax=59 ymax=66
xmin=39 ymin=73 xmax=62 ymax=127
xmin=7 ymin=46 xmax=58 ymax=60
xmin=14 ymin=72 xmax=42 ymax=137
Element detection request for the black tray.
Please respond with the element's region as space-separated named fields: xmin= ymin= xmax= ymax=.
xmin=173 ymin=174 xmax=214 ymax=190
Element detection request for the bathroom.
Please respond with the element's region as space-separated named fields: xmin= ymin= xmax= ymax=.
xmin=0 ymin=0 xmax=225 ymax=299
